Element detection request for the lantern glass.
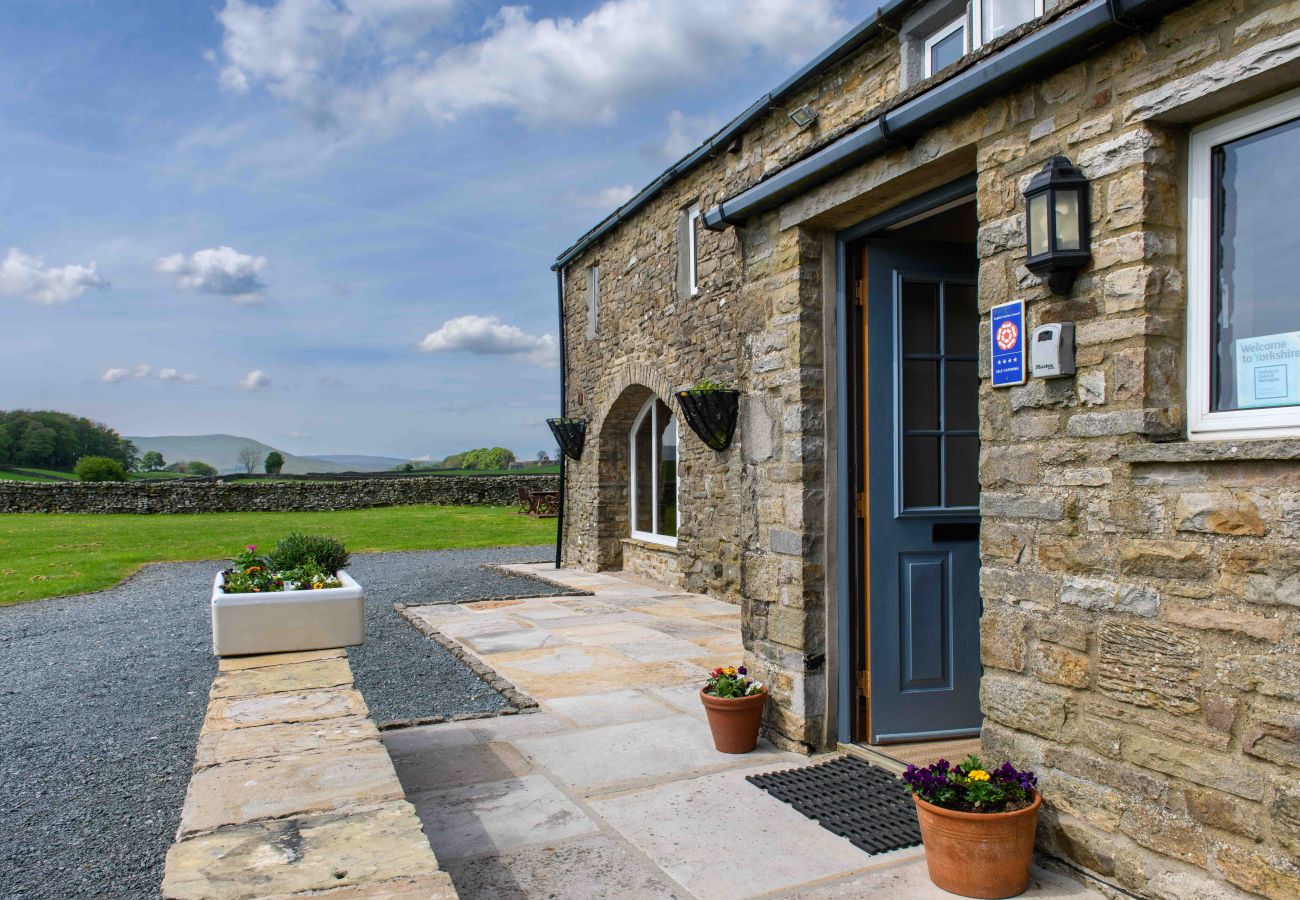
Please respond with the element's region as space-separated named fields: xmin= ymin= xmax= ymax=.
xmin=1028 ymin=192 xmax=1050 ymax=257
xmin=1054 ymin=188 xmax=1081 ymax=251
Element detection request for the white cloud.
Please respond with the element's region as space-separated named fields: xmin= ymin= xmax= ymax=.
xmin=1 ymin=248 xmax=109 ymax=306
xmin=155 ymin=246 xmax=269 ymax=304
xmin=661 ymin=110 xmax=724 ymax=161
xmin=290 ymin=430 xmax=311 ymax=438
xmin=101 ymin=364 xmax=201 ymax=384
xmin=576 ymin=184 xmax=636 ymax=210
xmin=215 ymin=0 xmax=849 ymax=126
xmin=239 ymin=369 xmax=272 ymax=391
xmin=418 ymin=315 xmax=557 ymax=368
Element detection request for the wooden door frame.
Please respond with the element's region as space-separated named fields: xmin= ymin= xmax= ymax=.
xmin=832 ymin=174 xmax=978 ymax=745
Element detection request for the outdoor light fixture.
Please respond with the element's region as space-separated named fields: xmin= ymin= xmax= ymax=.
xmin=1023 ymin=155 xmax=1091 ymax=295
xmin=788 ymin=105 xmax=817 ymax=129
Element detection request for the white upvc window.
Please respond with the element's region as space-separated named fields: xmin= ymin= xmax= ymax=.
xmin=923 ymin=16 xmax=966 ymax=78
xmin=586 ymin=264 xmax=599 ymax=338
xmin=687 ymin=202 xmax=701 ymax=295
xmin=1188 ymin=88 xmax=1300 ymax=441
xmin=629 ymin=397 xmax=679 ymax=546
xmin=972 ymin=0 xmax=1044 ymax=48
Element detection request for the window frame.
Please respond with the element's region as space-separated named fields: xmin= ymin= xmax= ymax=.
xmin=629 ymin=397 xmax=680 ymax=546
xmin=972 ymin=0 xmax=1044 ymax=49
xmin=923 ymin=15 xmax=967 ymax=79
xmin=586 ymin=264 xmax=599 ymax=339
xmin=687 ymin=202 xmax=701 ymax=296
xmin=1187 ymin=88 xmax=1300 ymax=441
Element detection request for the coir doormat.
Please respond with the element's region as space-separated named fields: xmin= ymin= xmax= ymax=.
xmin=746 ymin=756 xmax=922 ymax=855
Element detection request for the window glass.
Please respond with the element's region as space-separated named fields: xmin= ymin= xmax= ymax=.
xmin=688 ymin=204 xmax=701 ymax=295
xmin=658 ymin=404 xmax=678 ymax=538
xmin=586 ymin=265 xmax=599 ymax=338
xmin=630 ymin=397 xmax=679 ymax=542
xmin=982 ymin=0 xmax=1037 ymax=42
xmin=633 ymin=409 xmax=654 ymax=533
xmin=928 ymin=24 xmax=964 ymax=75
xmin=1211 ymin=116 xmax=1300 ymax=412
xmin=900 ymin=278 xmax=979 ymax=511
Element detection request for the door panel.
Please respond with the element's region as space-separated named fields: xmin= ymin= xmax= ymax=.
xmin=865 ymin=239 xmax=981 ymax=743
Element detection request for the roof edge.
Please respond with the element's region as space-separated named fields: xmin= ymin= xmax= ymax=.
xmin=550 ymin=0 xmax=917 ymax=271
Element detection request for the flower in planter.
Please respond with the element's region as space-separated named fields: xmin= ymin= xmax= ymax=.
xmin=704 ymin=664 xmax=765 ymax=698
xmin=901 ymin=754 xmax=1037 ymax=814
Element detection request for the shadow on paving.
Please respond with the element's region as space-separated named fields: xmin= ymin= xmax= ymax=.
xmin=0 ymin=545 xmax=556 ymax=900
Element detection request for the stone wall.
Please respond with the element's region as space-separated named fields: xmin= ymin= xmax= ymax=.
xmin=0 ymin=474 xmax=558 ymax=514
xmin=621 ymin=539 xmax=682 ymax=586
xmin=556 ymin=0 xmax=1300 ymax=895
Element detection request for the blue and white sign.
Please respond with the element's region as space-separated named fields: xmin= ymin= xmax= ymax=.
xmin=990 ymin=299 xmax=1026 ymax=388
xmin=1236 ymin=331 xmax=1300 ymax=409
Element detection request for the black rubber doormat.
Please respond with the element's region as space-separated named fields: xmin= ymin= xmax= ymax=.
xmin=746 ymin=756 xmax=922 ymax=855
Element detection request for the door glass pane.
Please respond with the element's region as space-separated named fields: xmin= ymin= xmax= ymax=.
xmin=633 ymin=408 xmax=654 ymax=533
xmin=929 ymin=25 xmax=964 ymax=74
xmin=903 ymin=436 xmax=941 ymax=509
xmin=943 ymin=283 xmax=978 ymax=356
xmin=945 ymin=360 xmax=979 ymax=431
xmin=901 ymin=281 xmax=939 ymax=354
xmin=983 ymin=0 xmax=1037 ymax=42
xmin=945 ymin=435 xmax=980 ymax=507
xmin=903 ymin=361 xmax=940 ymax=430
xmin=1211 ymin=116 xmax=1300 ymax=412
xmin=658 ymin=405 xmax=678 ymax=538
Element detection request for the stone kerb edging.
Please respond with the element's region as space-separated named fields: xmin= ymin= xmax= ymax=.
xmin=161 ymin=649 xmax=457 ymax=900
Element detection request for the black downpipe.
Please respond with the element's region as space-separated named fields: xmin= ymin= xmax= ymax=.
xmin=554 ymin=268 xmax=567 ymax=569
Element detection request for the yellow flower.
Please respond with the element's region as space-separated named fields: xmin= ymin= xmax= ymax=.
xmin=246 ymin=566 xmax=261 ymax=574
xmin=967 ymin=770 xmax=990 ymax=782
xmin=312 ymin=582 xmax=324 ymax=590
xmin=723 ymin=666 xmax=737 ymax=676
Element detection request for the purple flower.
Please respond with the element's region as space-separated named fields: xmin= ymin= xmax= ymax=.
xmin=738 ymin=666 xmax=747 ymax=676
xmin=246 ymin=544 xmax=256 ymax=552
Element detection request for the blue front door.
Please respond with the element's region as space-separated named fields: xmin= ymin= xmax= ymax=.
xmin=865 ymin=239 xmax=982 ymax=743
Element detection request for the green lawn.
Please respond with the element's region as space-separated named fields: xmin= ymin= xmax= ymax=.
xmin=0 ymin=505 xmax=556 ymax=606
xmin=0 ymin=470 xmax=62 ymax=482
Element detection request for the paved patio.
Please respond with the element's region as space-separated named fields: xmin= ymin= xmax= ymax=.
xmin=393 ymin=565 xmax=1102 ymax=899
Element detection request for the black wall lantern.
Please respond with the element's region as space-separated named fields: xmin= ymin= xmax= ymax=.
xmin=1024 ymin=155 xmax=1091 ymax=295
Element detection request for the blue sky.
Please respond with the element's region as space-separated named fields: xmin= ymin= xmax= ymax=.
xmin=1 ymin=0 xmax=856 ymax=460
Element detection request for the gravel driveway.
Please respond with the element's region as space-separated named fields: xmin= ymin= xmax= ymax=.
xmin=0 ymin=546 xmax=564 ymax=900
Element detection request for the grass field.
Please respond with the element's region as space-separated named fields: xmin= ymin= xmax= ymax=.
xmin=0 ymin=468 xmax=195 ymax=482
xmin=0 ymin=505 xmax=556 ymax=606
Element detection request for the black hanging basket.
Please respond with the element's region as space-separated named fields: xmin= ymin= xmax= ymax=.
xmin=675 ymin=389 xmax=740 ymax=452
xmin=547 ymin=418 xmax=587 ymax=461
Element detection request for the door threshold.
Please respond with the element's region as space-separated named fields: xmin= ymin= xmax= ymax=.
xmin=838 ymin=735 xmax=983 ymax=773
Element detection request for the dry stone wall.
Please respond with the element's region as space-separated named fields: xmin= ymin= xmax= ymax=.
xmin=0 ymin=475 xmax=558 ymax=514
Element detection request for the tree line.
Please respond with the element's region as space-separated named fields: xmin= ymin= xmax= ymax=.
xmin=0 ymin=410 xmax=137 ymax=471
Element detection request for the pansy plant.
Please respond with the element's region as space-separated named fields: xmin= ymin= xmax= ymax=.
xmin=704 ymin=665 xmax=765 ymax=698
xmin=901 ymin=754 xmax=1037 ymax=814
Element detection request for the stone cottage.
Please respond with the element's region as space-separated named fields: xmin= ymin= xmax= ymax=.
xmin=550 ymin=1 xmax=1300 ymax=896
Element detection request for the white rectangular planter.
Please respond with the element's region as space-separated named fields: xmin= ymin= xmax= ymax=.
xmin=211 ymin=569 xmax=365 ymax=657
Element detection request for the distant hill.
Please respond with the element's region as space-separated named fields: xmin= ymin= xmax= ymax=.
xmin=126 ymin=434 xmax=354 ymax=475
xmin=300 ymin=454 xmax=409 ymax=472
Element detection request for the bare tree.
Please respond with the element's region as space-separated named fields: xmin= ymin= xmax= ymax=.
xmin=237 ymin=445 xmax=262 ymax=475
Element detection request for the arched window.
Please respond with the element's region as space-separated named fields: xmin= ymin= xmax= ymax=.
xmin=630 ymin=397 xmax=678 ymax=545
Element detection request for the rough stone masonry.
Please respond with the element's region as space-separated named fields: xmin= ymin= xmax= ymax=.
xmin=552 ymin=1 xmax=1300 ymax=897
xmin=0 ymin=474 xmax=558 ymax=514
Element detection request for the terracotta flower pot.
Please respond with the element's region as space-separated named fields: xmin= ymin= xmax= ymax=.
xmin=699 ymin=688 xmax=766 ymax=753
xmin=912 ymin=790 xmax=1042 ymax=899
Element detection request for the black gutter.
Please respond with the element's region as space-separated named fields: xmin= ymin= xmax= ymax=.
xmin=550 ymin=0 xmax=917 ymax=273
xmin=703 ymin=0 xmax=1189 ymax=230
xmin=554 ymin=268 xmax=566 ymax=569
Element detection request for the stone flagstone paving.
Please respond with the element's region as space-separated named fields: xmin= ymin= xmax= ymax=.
xmin=392 ymin=565 xmax=1103 ymax=899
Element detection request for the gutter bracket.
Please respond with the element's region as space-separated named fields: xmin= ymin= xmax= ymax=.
xmin=877 ymin=114 xmax=910 ymax=150
xmin=1106 ymin=0 xmax=1146 ymax=31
